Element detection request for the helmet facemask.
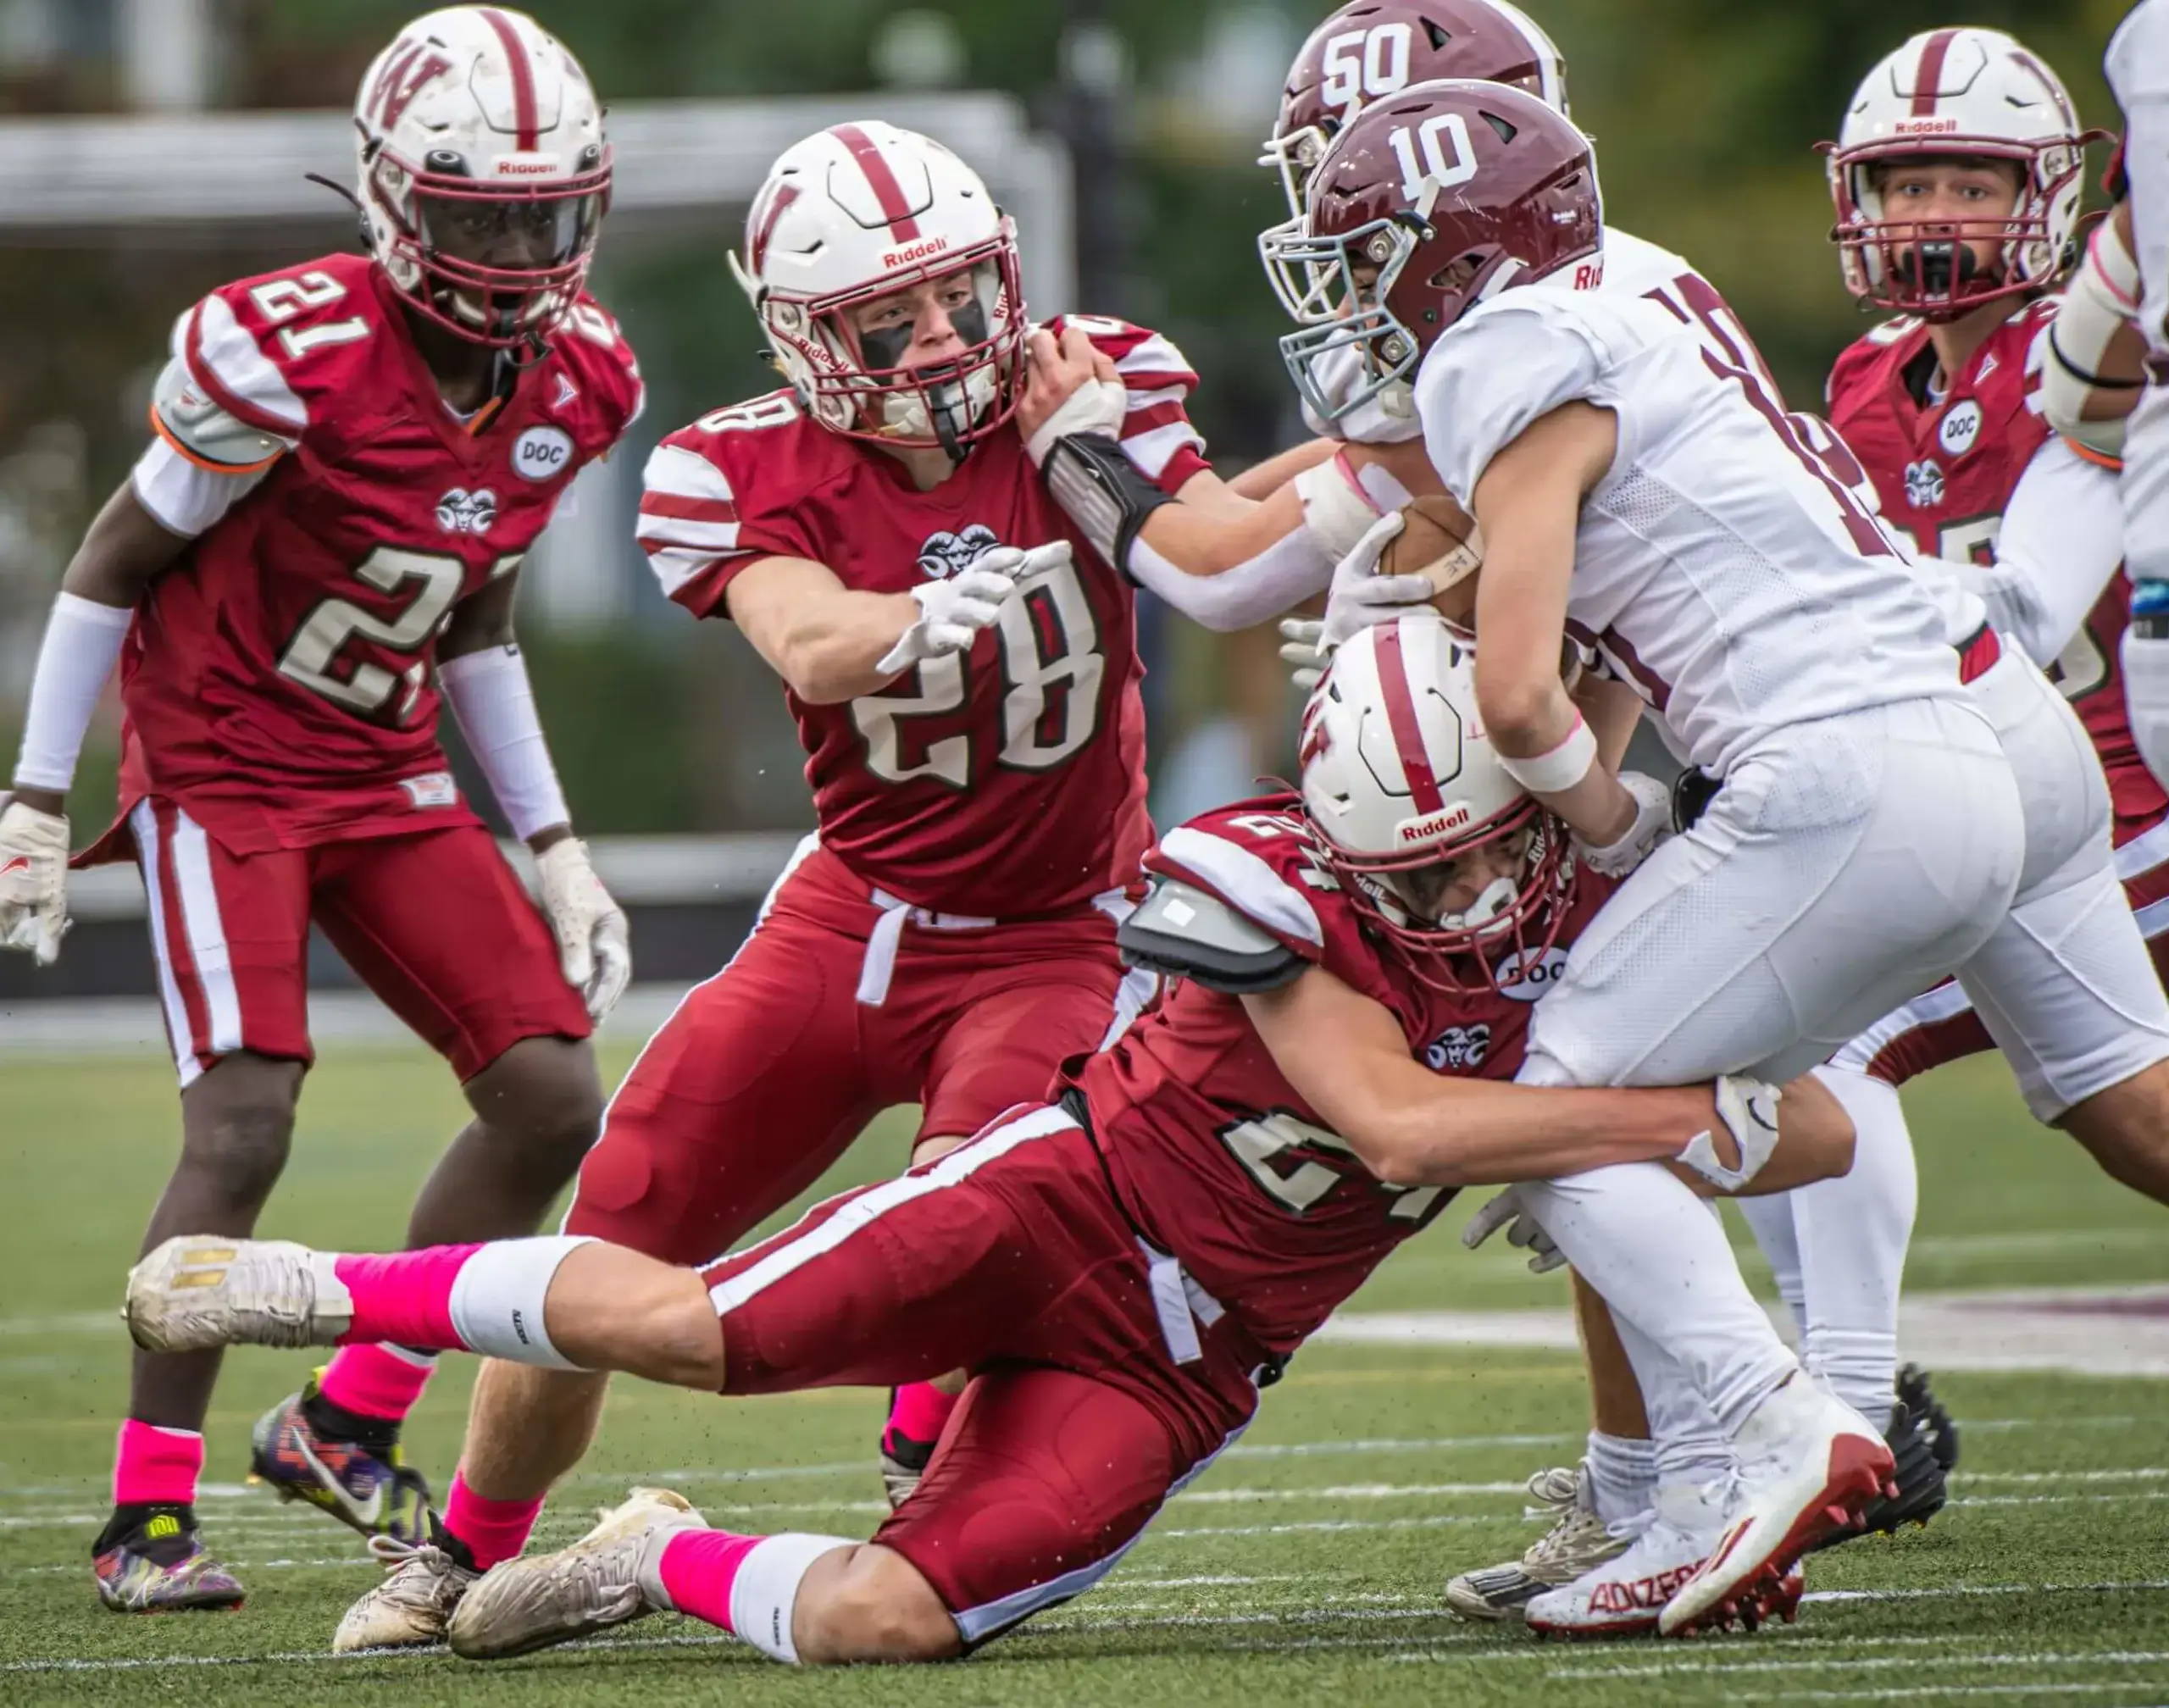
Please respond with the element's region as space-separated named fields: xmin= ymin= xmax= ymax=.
xmin=366 ymin=137 xmax=609 ymax=352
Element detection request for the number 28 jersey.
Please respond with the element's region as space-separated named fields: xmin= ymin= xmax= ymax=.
xmin=637 ymin=316 xmax=1209 ymax=918
xmin=111 ymin=252 xmax=644 ymax=856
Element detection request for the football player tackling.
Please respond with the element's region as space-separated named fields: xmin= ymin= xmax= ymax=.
xmin=0 ymin=7 xmax=641 ymax=1611
xmin=122 ymin=612 xmax=1861 ymax=1666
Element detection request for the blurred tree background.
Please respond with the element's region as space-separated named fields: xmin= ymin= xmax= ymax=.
xmin=0 ymin=0 xmax=2138 ymax=835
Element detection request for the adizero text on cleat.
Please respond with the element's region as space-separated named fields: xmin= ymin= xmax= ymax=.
xmin=92 ymin=1505 xmax=245 ymax=1614
xmin=1445 ymin=1464 xmax=1627 ymax=1623
xmin=1523 ymin=1481 xmax=1720 ymax=1640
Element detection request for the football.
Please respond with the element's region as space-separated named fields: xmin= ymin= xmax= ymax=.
xmin=1379 ymin=492 xmax=1484 ymax=624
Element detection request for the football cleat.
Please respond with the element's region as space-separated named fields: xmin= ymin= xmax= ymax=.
xmin=879 ymin=1419 xmax=937 ymax=1511
xmin=1526 ymin=1482 xmax=1800 ymax=1640
xmin=124 ymin=1236 xmax=352 ymax=1353
xmin=447 ymin=1486 xmax=706 ymax=1661
xmin=92 ymin=1505 xmax=246 ymax=1613
xmin=1807 ymin=1399 xmax=1947 ymax=1551
xmin=1898 ymin=1362 xmax=1960 ymax=1472
xmin=250 ymin=1384 xmax=430 ymax=1546
xmin=335 ymin=1523 xmax=480 ymax=1652
xmin=1445 ymin=1463 xmax=1628 ymax=1623
xmin=1657 ymin=1377 xmax=1894 ymax=1638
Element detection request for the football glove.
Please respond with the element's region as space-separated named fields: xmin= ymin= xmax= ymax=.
xmin=1461 ymin=1184 xmax=1563 ymax=1273
xmin=535 ymin=838 xmax=630 ymax=1023
xmin=1023 ymin=375 xmax=1129 ymax=468
xmin=875 ymin=551 xmax=1035 ymax=676
xmin=1573 ymin=772 xmax=1674 ymax=878
xmin=0 ymin=798 xmax=69 ymax=967
xmin=1278 ymin=513 xmax=1437 ymax=692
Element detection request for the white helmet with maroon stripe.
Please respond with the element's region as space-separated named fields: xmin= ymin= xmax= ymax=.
xmin=1827 ymin=27 xmax=2093 ymax=317
xmin=352 ymin=7 xmax=609 ymax=350
xmin=729 ymin=121 xmax=1028 ymax=458
xmin=1300 ymin=611 xmax=1572 ymax=994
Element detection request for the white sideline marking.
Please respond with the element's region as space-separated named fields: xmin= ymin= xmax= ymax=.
xmin=1539 ymin=1649 xmax=2169 ymax=1681
xmin=1737 ymin=1689 xmax=2159 ymax=1704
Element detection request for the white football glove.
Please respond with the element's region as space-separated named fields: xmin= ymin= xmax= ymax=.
xmin=535 ymin=837 xmax=630 ymax=1023
xmin=1460 ymin=1184 xmax=1563 ymax=1273
xmin=1573 ymin=772 xmax=1674 ymax=878
xmin=1278 ymin=512 xmax=1438 ymax=693
xmin=1023 ymin=376 xmax=1129 ymax=468
xmin=1279 ymin=617 xmax=1330 ymax=691
xmin=0 ymin=798 xmax=70 ymax=966
xmin=1674 ymin=1075 xmax=1784 ymax=1193
xmin=875 ymin=552 xmax=1030 ymax=676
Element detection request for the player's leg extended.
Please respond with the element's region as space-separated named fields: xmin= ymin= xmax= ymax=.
xmin=251 ymin=828 xmax=601 ymax=1551
xmin=100 ymin=801 xmax=313 ymax=1613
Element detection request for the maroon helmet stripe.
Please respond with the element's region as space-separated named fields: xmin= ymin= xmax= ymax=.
xmin=831 ymin=125 xmax=924 ymax=242
xmin=749 ymin=183 xmax=800 ymax=272
xmin=479 ymin=8 xmax=540 ymax=151
xmin=1373 ymin=623 xmax=1446 ymax=816
xmin=1911 ymin=28 xmax=1960 ymax=118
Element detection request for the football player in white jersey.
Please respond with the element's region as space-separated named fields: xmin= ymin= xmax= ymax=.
xmin=1276 ymin=77 xmax=2036 ymax=1636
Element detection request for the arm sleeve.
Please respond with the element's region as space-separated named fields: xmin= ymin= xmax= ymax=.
xmin=11 ymin=593 xmax=133 ymax=792
xmin=1413 ymin=303 xmax=1610 ymax=506
xmin=438 ymin=645 xmax=571 ymax=842
xmin=1967 ymin=436 xmax=2123 ymax=666
xmin=1125 ymin=525 xmax=1332 ymax=632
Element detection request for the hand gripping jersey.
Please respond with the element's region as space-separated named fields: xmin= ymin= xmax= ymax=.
xmin=109 ymin=252 xmax=643 ymax=855
xmin=1414 ymin=283 xmax=1961 ymax=774
xmin=1828 ymin=297 xmax=2166 ymax=830
xmin=637 ymin=316 xmax=1207 ymax=918
xmin=1070 ymin=793 xmax=1612 ymax=1361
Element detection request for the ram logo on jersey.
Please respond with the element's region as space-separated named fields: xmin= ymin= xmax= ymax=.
xmin=435 ymin=487 xmax=499 ymax=535
xmin=1903 ymin=460 xmax=1945 ymax=509
xmin=917 ymin=523 xmax=1001 ymax=580
xmin=1425 ymin=1023 xmax=1492 ymax=1072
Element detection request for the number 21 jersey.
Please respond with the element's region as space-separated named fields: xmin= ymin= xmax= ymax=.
xmin=637 ymin=316 xmax=1208 ymax=918
xmin=112 ymin=252 xmax=644 ymax=856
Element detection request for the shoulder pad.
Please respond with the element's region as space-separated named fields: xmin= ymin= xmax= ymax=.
xmin=1118 ymin=878 xmax=1306 ymax=994
xmin=150 ymin=354 xmax=291 ymax=471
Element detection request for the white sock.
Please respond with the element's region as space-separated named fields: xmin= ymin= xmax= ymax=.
xmin=1611 ymin=1312 xmax=1734 ymax=1492
xmin=445 ymin=1236 xmax=596 ymax=1370
xmin=727 ymin=1533 xmax=853 ymax=1663
xmin=1735 ymin=1193 xmax=1806 ymax=1336
xmin=1793 ymin=1066 xmax=1917 ymax=1430
xmin=1523 ymin=1162 xmax=1799 ymax=1436
xmin=1584 ymin=1430 xmax=1656 ymax=1528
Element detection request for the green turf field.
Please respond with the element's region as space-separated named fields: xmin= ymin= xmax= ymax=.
xmin=4 ymin=1043 xmax=2168 ymax=1705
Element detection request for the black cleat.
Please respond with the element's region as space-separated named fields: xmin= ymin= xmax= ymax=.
xmin=1897 ymin=1362 xmax=1959 ymax=1472
xmin=1806 ymin=1399 xmax=1946 ymax=1553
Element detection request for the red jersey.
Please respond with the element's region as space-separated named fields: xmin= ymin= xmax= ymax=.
xmin=111 ymin=253 xmax=644 ymax=856
xmin=636 ymin=316 xmax=1210 ymax=918
xmin=1071 ymin=794 xmax=1614 ymax=1361
xmin=1828 ymin=297 xmax=2166 ymax=830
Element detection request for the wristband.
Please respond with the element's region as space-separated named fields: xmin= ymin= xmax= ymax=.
xmin=1496 ymin=713 xmax=1598 ymax=796
xmin=439 ymin=646 xmax=571 ymax=841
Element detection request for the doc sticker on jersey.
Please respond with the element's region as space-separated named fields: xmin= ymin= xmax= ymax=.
xmin=635 ymin=315 xmax=1211 ymax=919
xmin=106 ymin=252 xmax=644 ymax=857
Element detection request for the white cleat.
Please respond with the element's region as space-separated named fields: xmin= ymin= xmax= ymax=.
xmin=1657 ymin=1377 xmax=1894 ymax=1638
xmin=447 ymin=1487 xmax=706 ymax=1661
xmin=334 ymin=1536 xmax=480 ymax=1652
xmin=1445 ymin=1464 xmax=1628 ymax=1623
xmin=1523 ymin=1482 xmax=1795 ymax=1640
xmin=124 ymin=1235 xmax=352 ymax=1352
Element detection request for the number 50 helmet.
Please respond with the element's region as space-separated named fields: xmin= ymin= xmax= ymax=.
xmin=352 ymin=7 xmax=610 ymax=350
xmin=1273 ymin=80 xmax=1602 ymax=427
xmin=1826 ymin=28 xmax=2096 ymax=318
xmin=728 ymin=122 xmax=1028 ymax=459
xmin=1301 ymin=610 xmax=1572 ymax=994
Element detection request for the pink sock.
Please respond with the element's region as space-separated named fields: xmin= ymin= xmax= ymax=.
xmin=884 ymin=1381 xmax=958 ymax=1450
xmin=331 ymin=1245 xmax=484 ymax=1350
xmin=444 ymin=1468 xmax=546 ymax=1571
xmin=657 ymin=1528 xmax=763 ymax=1632
xmin=318 ymin=1343 xmax=439 ymax=1422
xmin=113 ymin=1419 xmax=203 ymax=1508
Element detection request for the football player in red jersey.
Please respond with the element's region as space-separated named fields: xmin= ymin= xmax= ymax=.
xmin=122 ymin=612 xmax=1861 ymax=1666
xmin=0 ymin=8 xmax=641 ymax=1611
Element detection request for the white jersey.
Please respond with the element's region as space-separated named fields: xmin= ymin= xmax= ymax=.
xmin=1414 ymin=281 xmax=1960 ymax=774
xmin=2109 ymin=0 xmax=2169 ymax=360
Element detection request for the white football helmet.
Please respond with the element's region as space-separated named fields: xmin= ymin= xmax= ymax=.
xmin=352 ymin=7 xmax=609 ymax=349
xmin=1300 ymin=610 xmax=1572 ymax=993
xmin=728 ymin=121 xmax=1028 ymax=458
xmin=1827 ymin=28 xmax=2095 ymax=318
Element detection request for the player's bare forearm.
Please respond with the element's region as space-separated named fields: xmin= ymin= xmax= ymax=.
xmin=1573 ymin=672 xmax=1644 ymax=772
xmin=1136 ymin=480 xmax=1303 ymax=575
xmin=726 ymin=554 xmax=922 ymax=704
xmin=1227 ymin=438 xmax=1338 ymax=499
xmin=1472 ymin=404 xmax=1634 ymax=843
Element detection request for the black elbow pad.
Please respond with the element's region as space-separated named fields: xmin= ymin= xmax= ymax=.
xmin=1118 ymin=878 xmax=1306 ymax=994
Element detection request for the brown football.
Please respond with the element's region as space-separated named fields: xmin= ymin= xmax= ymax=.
xmin=1379 ymin=493 xmax=1483 ymax=624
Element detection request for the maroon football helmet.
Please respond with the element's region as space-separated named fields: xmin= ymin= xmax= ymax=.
xmin=1275 ymin=79 xmax=1602 ymax=426
xmin=1262 ymin=0 xmax=1569 ymax=233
